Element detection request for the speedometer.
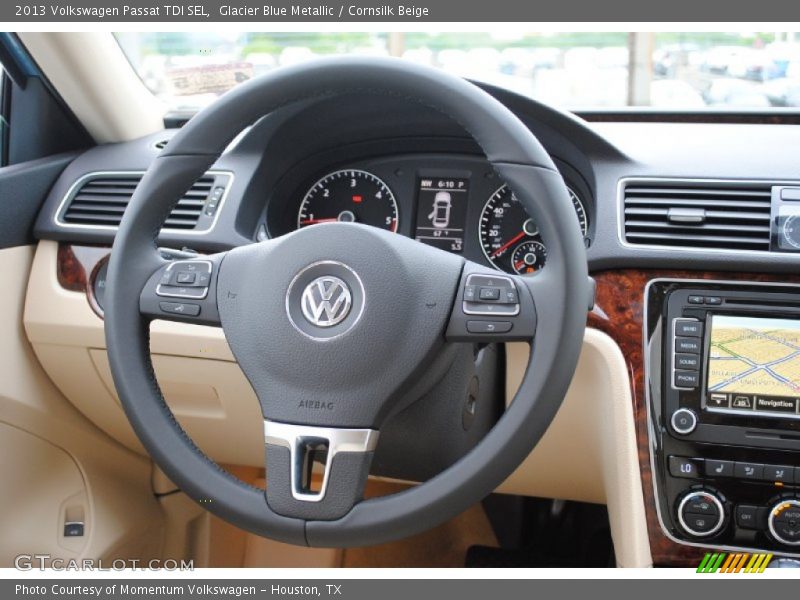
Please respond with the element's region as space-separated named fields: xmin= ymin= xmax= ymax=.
xmin=298 ymin=169 xmax=398 ymax=232
xmin=479 ymin=184 xmax=587 ymax=274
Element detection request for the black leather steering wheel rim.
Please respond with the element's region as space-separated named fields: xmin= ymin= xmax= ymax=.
xmin=104 ymin=56 xmax=590 ymax=547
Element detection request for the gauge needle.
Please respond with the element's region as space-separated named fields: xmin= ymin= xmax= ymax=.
xmin=300 ymin=218 xmax=338 ymax=225
xmin=491 ymin=231 xmax=525 ymax=258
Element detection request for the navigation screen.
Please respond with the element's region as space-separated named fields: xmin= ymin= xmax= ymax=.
xmin=706 ymin=315 xmax=800 ymax=417
xmin=414 ymin=177 xmax=469 ymax=253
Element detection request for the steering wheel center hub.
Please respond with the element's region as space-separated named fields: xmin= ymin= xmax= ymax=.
xmin=287 ymin=260 xmax=365 ymax=340
xmin=215 ymin=222 xmax=465 ymax=427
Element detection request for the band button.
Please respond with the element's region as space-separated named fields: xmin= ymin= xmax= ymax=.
xmin=675 ymin=319 xmax=703 ymax=337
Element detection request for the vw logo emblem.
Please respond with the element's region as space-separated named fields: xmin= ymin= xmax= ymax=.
xmin=301 ymin=276 xmax=352 ymax=327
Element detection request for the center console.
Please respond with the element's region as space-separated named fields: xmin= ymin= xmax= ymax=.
xmin=646 ymin=279 xmax=800 ymax=555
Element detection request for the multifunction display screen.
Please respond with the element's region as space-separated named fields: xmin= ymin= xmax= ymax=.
xmin=706 ymin=314 xmax=800 ymax=417
xmin=414 ymin=177 xmax=469 ymax=253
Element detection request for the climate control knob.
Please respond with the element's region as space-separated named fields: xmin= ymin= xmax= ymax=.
xmin=768 ymin=499 xmax=800 ymax=546
xmin=677 ymin=490 xmax=726 ymax=537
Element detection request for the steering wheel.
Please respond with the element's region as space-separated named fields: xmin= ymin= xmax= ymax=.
xmin=104 ymin=57 xmax=591 ymax=547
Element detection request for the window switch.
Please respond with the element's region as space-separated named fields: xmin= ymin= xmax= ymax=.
xmin=64 ymin=522 xmax=84 ymax=537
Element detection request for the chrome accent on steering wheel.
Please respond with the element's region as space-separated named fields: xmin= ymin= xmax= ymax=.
xmin=264 ymin=420 xmax=379 ymax=503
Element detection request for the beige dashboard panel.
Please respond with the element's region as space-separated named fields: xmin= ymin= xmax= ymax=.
xmin=0 ymin=422 xmax=88 ymax=563
xmin=90 ymin=350 xmax=263 ymax=466
xmin=498 ymin=330 xmax=651 ymax=567
xmin=2 ymin=245 xmax=163 ymax=566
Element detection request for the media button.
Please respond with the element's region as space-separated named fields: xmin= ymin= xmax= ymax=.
xmin=675 ymin=337 xmax=701 ymax=354
xmin=687 ymin=295 xmax=705 ymax=304
xmin=734 ymin=461 xmax=764 ymax=481
xmin=705 ymin=459 xmax=734 ymax=478
xmin=705 ymin=296 xmax=723 ymax=305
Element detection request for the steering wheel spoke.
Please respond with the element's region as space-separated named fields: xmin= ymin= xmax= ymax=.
xmin=445 ymin=261 xmax=538 ymax=343
xmin=139 ymin=254 xmax=225 ymax=326
xmin=263 ymin=420 xmax=378 ymax=520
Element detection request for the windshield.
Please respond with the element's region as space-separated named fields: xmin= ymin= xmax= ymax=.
xmin=114 ymin=32 xmax=800 ymax=112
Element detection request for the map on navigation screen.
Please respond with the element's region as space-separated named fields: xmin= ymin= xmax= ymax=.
xmin=706 ymin=315 xmax=800 ymax=415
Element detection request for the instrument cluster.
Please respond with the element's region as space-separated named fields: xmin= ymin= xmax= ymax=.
xmin=264 ymin=154 xmax=592 ymax=275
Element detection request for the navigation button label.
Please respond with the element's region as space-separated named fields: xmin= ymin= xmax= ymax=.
xmin=754 ymin=396 xmax=798 ymax=414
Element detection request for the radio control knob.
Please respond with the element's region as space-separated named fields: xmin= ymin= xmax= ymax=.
xmin=768 ymin=499 xmax=800 ymax=546
xmin=677 ymin=490 xmax=726 ymax=538
xmin=671 ymin=408 xmax=698 ymax=435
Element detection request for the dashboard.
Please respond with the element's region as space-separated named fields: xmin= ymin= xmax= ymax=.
xmin=26 ymin=80 xmax=800 ymax=566
xmin=262 ymin=154 xmax=591 ymax=275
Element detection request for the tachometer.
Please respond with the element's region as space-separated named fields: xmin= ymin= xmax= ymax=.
xmin=298 ymin=169 xmax=398 ymax=232
xmin=479 ymin=184 xmax=587 ymax=274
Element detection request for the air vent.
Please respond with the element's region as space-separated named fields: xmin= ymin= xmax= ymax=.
xmin=59 ymin=172 xmax=230 ymax=232
xmin=622 ymin=180 xmax=773 ymax=251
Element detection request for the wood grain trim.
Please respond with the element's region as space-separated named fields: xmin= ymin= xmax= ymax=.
xmin=589 ymin=269 xmax=800 ymax=566
xmin=56 ymin=243 xmax=110 ymax=317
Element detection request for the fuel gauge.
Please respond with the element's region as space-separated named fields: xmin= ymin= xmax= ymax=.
xmin=511 ymin=241 xmax=547 ymax=274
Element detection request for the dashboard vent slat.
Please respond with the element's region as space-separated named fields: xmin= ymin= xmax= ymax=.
xmin=622 ymin=180 xmax=774 ymax=251
xmin=61 ymin=172 xmax=227 ymax=231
